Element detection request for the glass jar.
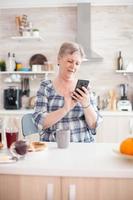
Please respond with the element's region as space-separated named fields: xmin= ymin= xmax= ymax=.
xmin=5 ymin=117 xmax=19 ymax=148
xmin=0 ymin=118 xmax=3 ymax=143
xmin=6 ymin=128 xmax=19 ymax=148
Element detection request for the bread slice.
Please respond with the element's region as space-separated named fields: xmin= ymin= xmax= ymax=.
xmin=0 ymin=142 xmax=3 ymax=150
xmin=28 ymin=141 xmax=47 ymax=152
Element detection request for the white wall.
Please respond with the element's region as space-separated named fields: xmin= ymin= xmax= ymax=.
xmin=0 ymin=0 xmax=133 ymax=8
xmin=0 ymin=5 xmax=133 ymax=108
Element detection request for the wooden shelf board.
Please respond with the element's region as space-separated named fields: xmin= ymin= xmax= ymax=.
xmin=0 ymin=71 xmax=54 ymax=75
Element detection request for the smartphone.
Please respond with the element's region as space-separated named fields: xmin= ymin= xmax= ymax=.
xmin=74 ymin=79 xmax=89 ymax=95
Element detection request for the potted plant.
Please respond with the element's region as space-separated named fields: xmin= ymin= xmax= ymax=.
xmin=32 ymin=29 xmax=40 ymax=37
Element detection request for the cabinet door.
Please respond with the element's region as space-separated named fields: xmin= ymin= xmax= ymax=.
xmin=61 ymin=177 xmax=133 ymax=200
xmin=61 ymin=177 xmax=96 ymax=200
xmin=96 ymin=115 xmax=133 ymax=143
xmin=117 ymin=116 xmax=133 ymax=141
xmin=0 ymin=174 xmax=61 ymax=200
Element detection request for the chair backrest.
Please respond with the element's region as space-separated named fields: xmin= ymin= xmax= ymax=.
xmin=21 ymin=113 xmax=39 ymax=137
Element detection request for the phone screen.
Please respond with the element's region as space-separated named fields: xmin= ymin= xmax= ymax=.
xmin=74 ymin=79 xmax=89 ymax=94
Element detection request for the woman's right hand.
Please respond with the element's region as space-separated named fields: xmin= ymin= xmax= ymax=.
xmin=63 ymin=93 xmax=77 ymax=113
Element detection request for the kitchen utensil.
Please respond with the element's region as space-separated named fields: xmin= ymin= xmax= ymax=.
xmin=4 ymin=86 xmax=22 ymax=109
xmin=56 ymin=129 xmax=70 ymax=149
xmin=119 ymin=84 xmax=128 ymax=100
xmin=108 ymin=89 xmax=117 ymax=111
xmin=117 ymin=100 xmax=132 ymax=111
xmin=29 ymin=96 xmax=36 ymax=108
xmin=21 ymin=78 xmax=30 ymax=97
xmin=32 ymin=64 xmax=42 ymax=72
xmin=29 ymin=54 xmax=47 ymax=68
xmin=117 ymin=84 xmax=132 ymax=111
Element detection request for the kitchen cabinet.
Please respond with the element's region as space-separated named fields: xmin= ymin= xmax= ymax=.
xmin=1 ymin=143 xmax=133 ymax=200
xmin=0 ymin=175 xmax=61 ymax=200
xmin=61 ymin=177 xmax=133 ymax=200
xmin=62 ymin=177 xmax=90 ymax=200
xmin=1 ymin=175 xmax=132 ymax=200
xmin=96 ymin=112 xmax=133 ymax=143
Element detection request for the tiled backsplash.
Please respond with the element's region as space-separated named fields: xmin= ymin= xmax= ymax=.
xmin=0 ymin=5 xmax=133 ymax=108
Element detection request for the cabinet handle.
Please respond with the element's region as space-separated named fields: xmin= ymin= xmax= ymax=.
xmin=47 ymin=183 xmax=54 ymax=200
xmin=129 ymin=118 xmax=133 ymax=135
xmin=69 ymin=184 xmax=76 ymax=200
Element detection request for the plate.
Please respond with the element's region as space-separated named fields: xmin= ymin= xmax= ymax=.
xmin=0 ymin=142 xmax=3 ymax=150
xmin=29 ymin=54 xmax=48 ymax=67
xmin=0 ymin=154 xmax=17 ymax=164
xmin=113 ymin=146 xmax=133 ymax=160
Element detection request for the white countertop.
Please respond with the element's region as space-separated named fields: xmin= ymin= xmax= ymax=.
xmin=0 ymin=143 xmax=133 ymax=178
xmin=101 ymin=111 xmax=133 ymax=116
xmin=0 ymin=109 xmax=133 ymax=116
xmin=0 ymin=109 xmax=34 ymax=115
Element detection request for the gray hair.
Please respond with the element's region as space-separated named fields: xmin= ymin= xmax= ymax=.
xmin=58 ymin=42 xmax=85 ymax=59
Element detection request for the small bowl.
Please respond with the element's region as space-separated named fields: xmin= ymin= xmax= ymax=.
xmin=10 ymin=140 xmax=29 ymax=159
xmin=18 ymin=68 xmax=30 ymax=71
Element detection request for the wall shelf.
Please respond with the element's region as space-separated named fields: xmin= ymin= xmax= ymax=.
xmin=0 ymin=71 xmax=54 ymax=79
xmin=0 ymin=71 xmax=54 ymax=76
xmin=11 ymin=36 xmax=44 ymax=41
xmin=116 ymin=70 xmax=133 ymax=75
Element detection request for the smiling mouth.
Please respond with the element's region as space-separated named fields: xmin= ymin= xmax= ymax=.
xmin=68 ymin=69 xmax=75 ymax=73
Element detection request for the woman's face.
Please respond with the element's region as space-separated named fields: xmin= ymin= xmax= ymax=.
xmin=58 ymin=52 xmax=82 ymax=80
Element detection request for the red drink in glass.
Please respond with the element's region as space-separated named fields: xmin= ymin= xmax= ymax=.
xmin=6 ymin=131 xmax=18 ymax=148
xmin=0 ymin=132 xmax=2 ymax=142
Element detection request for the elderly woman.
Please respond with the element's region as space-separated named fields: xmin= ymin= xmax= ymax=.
xmin=33 ymin=42 xmax=102 ymax=142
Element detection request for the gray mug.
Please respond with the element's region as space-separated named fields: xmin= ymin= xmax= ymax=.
xmin=56 ymin=129 xmax=70 ymax=149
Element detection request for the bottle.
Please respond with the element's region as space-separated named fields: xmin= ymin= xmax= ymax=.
xmin=0 ymin=118 xmax=3 ymax=143
xmin=117 ymin=51 xmax=123 ymax=70
xmin=12 ymin=53 xmax=16 ymax=71
xmin=5 ymin=117 xmax=19 ymax=148
xmin=6 ymin=52 xmax=11 ymax=71
xmin=6 ymin=52 xmax=16 ymax=71
xmin=6 ymin=52 xmax=12 ymax=71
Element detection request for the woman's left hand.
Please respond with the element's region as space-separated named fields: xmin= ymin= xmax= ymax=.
xmin=72 ymin=86 xmax=90 ymax=107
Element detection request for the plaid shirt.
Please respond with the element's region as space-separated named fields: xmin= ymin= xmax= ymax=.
xmin=33 ymin=80 xmax=102 ymax=143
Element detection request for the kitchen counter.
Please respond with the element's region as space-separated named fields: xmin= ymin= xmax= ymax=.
xmin=0 ymin=109 xmax=133 ymax=116
xmin=101 ymin=110 xmax=133 ymax=116
xmin=0 ymin=109 xmax=34 ymax=115
xmin=0 ymin=142 xmax=133 ymax=178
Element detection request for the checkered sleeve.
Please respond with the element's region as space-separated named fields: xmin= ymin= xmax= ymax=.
xmin=33 ymin=81 xmax=48 ymax=130
xmin=87 ymin=92 xmax=103 ymax=135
